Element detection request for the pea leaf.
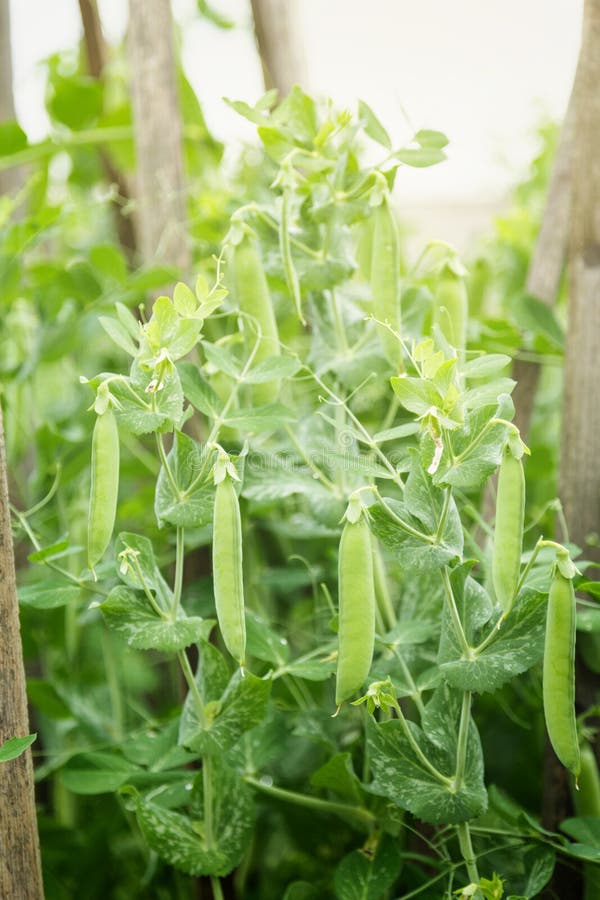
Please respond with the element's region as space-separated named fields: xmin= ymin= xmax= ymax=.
xmin=439 ymin=588 xmax=546 ymax=693
xmin=130 ymin=759 xmax=253 ymax=876
xmin=358 ymin=100 xmax=392 ymax=150
xmin=367 ymin=684 xmax=487 ymax=824
xmin=178 ymin=361 xmax=222 ymax=417
xmin=100 ymin=586 xmax=210 ymax=653
xmin=154 ymin=430 xmax=215 ymax=528
xmin=60 ymin=751 xmax=136 ymax=794
xmin=19 ymin=582 xmax=81 ymax=609
xmin=245 ymin=355 xmax=301 ymax=383
xmin=334 ymin=833 xmax=402 ymax=900
xmin=311 ymin=753 xmax=363 ymax=804
xmin=0 ymin=734 xmax=37 ymax=763
xmin=179 ymin=667 xmax=271 ymax=755
xmin=111 ymin=363 xmax=184 ymax=434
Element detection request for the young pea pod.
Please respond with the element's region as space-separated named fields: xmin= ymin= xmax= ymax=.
xmin=213 ymin=473 xmax=246 ymax=667
xmin=335 ymin=510 xmax=376 ymax=706
xmin=231 ymin=234 xmax=280 ymax=405
xmin=371 ymin=194 xmax=402 ymax=369
xmin=88 ymin=408 xmax=120 ymax=570
xmin=492 ymin=443 xmax=525 ymax=614
xmin=543 ymin=560 xmax=580 ymax=776
xmin=433 ymin=265 xmax=468 ymax=356
xmin=574 ymin=742 xmax=600 ymax=817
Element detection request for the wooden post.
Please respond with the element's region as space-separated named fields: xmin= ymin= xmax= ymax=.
xmin=127 ymin=0 xmax=189 ymax=270
xmin=0 ymin=407 xmax=44 ymax=898
xmin=0 ymin=0 xmax=24 ymax=197
xmin=78 ymin=0 xmax=138 ymax=260
xmin=560 ymin=0 xmax=600 ymax=554
xmin=250 ymin=0 xmax=307 ymax=96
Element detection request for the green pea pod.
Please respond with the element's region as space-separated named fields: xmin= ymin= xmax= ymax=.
xmin=335 ymin=514 xmax=376 ymax=706
xmin=87 ymin=409 xmax=120 ymax=570
xmin=573 ymin=742 xmax=600 ymax=900
xmin=371 ymin=195 xmax=402 ymax=369
xmin=574 ymin=742 xmax=600 ymax=817
xmin=213 ymin=475 xmax=246 ymax=667
xmin=492 ymin=444 xmax=524 ymax=614
xmin=433 ymin=267 xmax=468 ymax=356
xmin=231 ymin=235 xmax=280 ymax=405
xmin=543 ymin=565 xmax=580 ymax=776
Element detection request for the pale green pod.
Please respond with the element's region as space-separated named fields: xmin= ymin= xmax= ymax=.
xmin=213 ymin=476 xmax=246 ymax=667
xmin=543 ymin=569 xmax=580 ymax=776
xmin=492 ymin=445 xmax=524 ymax=614
xmin=433 ymin=268 xmax=468 ymax=356
xmin=335 ymin=515 xmax=376 ymax=706
xmin=371 ymin=196 xmax=402 ymax=369
xmin=231 ymin=235 xmax=280 ymax=405
xmin=88 ymin=409 xmax=119 ymax=570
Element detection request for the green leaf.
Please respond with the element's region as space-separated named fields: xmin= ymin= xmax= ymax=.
xmin=98 ymin=315 xmax=138 ymax=356
xmin=367 ymin=684 xmax=487 ymax=824
xmin=561 ymin=817 xmax=600 ymax=851
xmin=283 ymin=885 xmax=320 ymax=900
xmin=115 ymin=532 xmax=172 ymax=606
xmin=178 ymin=361 xmax=222 ymax=417
xmin=27 ymin=680 xmax=71 ymax=719
xmin=395 ymin=146 xmax=446 ymax=167
xmin=311 ymin=753 xmax=363 ymax=804
xmin=246 ymin=610 xmax=290 ymax=666
xmin=245 ymin=355 xmax=301 ymax=383
xmin=414 ymin=129 xmax=449 ymax=149
xmin=179 ymin=668 xmax=271 ymax=755
xmin=334 ymin=833 xmax=402 ymax=900
xmin=202 ymin=340 xmax=241 ymax=377
xmin=173 ymin=282 xmax=197 ymax=316
xmin=19 ymin=582 xmax=81 ymax=609
xmin=462 ymin=354 xmax=511 ymax=380
xmin=100 ymin=586 xmax=210 ymax=653
xmin=27 ymin=538 xmax=70 ymax=562
xmin=60 ymin=751 xmax=135 ymax=794
xmin=154 ymin=430 xmax=215 ymax=528
xmin=223 ymin=402 xmax=296 ymax=433
xmin=0 ymin=120 xmax=28 ymax=156
xmin=111 ymin=363 xmax=184 ymax=434
xmin=0 ymin=734 xmax=36 ymax=763
xmin=432 ymin=399 xmax=512 ymax=491
xmin=131 ymin=759 xmax=253 ymax=876
xmin=358 ymin=100 xmax=392 ymax=150
xmin=390 ymin=376 xmax=443 ymax=418
xmin=439 ymin=587 xmax=546 ymax=693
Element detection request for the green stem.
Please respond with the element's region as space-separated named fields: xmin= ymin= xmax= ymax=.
xmin=155 ymin=433 xmax=180 ymax=497
xmin=454 ymin=692 xmax=471 ymax=789
xmin=372 ymin=487 xmax=433 ymax=543
xmin=392 ymin=649 xmax=426 ymax=718
xmin=457 ymin=821 xmax=480 ymax=885
xmin=441 ymin=568 xmax=472 ymax=659
xmin=243 ymin=776 xmax=375 ymax=829
xmin=373 ymin=541 xmax=396 ymax=631
xmin=284 ymin=425 xmax=341 ymax=496
xmin=172 ymin=526 xmax=185 ymax=617
xmin=210 ymin=875 xmax=224 ymax=900
xmin=306 ymin=367 xmax=405 ymax=489
xmin=177 ymin=650 xmax=205 ymax=725
xmin=434 ymin=487 xmax=452 ymax=544
xmin=130 ymin=555 xmax=166 ymax=619
xmin=330 ymin=288 xmax=349 ymax=353
xmin=390 ymin=698 xmax=453 ymax=787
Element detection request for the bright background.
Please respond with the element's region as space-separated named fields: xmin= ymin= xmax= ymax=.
xmin=8 ymin=0 xmax=583 ymax=244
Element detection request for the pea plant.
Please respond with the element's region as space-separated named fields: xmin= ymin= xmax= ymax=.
xmin=23 ymin=89 xmax=600 ymax=898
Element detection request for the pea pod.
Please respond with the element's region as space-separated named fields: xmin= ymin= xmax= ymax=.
xmin=543 ymin=563 xmax=580 ymax=776
xmin=573 ymin=741 xmax=600 ymax=900
xmin=213 ymin=474 xmax=246 ymax=667
xmin=492 ymin=444 xmax=525 ymax=613
xmin=371 ymin=194 xmax=402 ymax=369
xmin=88 ymin=408 xmax=120 ymax=570
xmin=433 ymin=266 xmax=468 ymax=356
xmin=335 ymin=512 xmax=376 ymax=706
xmin=231 ymin=234 xmax=280 ymax=405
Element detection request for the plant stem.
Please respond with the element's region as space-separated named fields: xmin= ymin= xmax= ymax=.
xmin=155 ymin=433 xmax=180 ymax=497
xmin=441 ymin=568 xmax=472 ymax=659
xmin=457 ymin=821 xmax=480 ymax=885
xmin=390 ymin=698 xmax=453 ymax=787
xmin=434 ymin=487 xmax=452 ymax=544
xmin=454 ymin=692 xmax=471 ymax=789
xmin=177 ymin=650 xmax=205 ymax=725
xmin=284 ymin=424 xmax=341 ymax=496
xmin=243 ymin=776 xmax=375 ymax=829
xmin=172 ymin=526 xmax=185 ymax=617
xmin=392 ymin=649 xmax=426 ymax=718
xmin=210 ymin=875 xmax=224 ymax=900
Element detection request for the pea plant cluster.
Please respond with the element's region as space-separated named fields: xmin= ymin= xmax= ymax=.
xmin=21 ymin=89 xmax=599 ymax=899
